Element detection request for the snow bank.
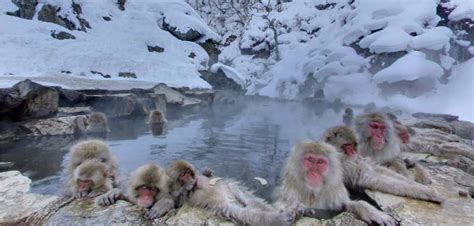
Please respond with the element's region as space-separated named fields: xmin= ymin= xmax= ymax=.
xmin=443 ymin=0 xmax=474 ymax=21
xmin=0 ymin=0 xmax=219 ymax=89
xmin=373 ymin=51 xmax=444 ymax=84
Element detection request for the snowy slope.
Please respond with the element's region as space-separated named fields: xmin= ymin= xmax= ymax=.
xmin=0 ymin=0 xmax=220 ymax=89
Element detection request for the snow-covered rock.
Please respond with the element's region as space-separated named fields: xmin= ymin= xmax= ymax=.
xmin=0 ymin=0 xmax=219 ymax=90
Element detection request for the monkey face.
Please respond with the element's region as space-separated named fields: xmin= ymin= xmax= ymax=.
xmin=178 ymin=168 xmax=196 ymax=190
xmin=74 ymin=161 xmax=108 ymax=193
xmin=341 ymin=143 xmax=357 ymax=159
xmin=368 ymin=121 xmax=386 ymax=150
xmin=303 ymin=153 xmax=329 ymax=187
xmin=136 ymin=185 xmax=159 ymax=208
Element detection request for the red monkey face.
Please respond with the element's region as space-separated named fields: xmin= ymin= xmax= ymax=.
xmin=368 ymin=121 xmax=386 ymax=151
xmin=136 ymin=185 xmax=158 ymax=208
xmin=303 ymin=153 xmax=329 ymax=187
xmin=398 ymin=132 xmax=410 ymax=143
xmin=178 ymin=168 xmax=194 ymax=184
xmin=77 ymin=179 xmax=93 ymax=192
xmin=342 ymin=143 xmax=357 ymax=159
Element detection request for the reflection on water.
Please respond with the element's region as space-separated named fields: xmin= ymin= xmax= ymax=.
xmin=0 ymin=93 xmax=347 ymax=200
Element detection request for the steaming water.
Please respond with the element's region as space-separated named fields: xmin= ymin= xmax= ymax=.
xmin=0 ymin=93 xmax=346 ymax=200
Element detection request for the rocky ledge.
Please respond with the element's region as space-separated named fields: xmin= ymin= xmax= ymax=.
xmin=0 ymin=79 xmax=214 ymax=140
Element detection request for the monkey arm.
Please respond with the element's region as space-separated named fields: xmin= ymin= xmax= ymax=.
xmin=387 ymin=159 xmax=410 ymax=177
xmin=201 ymin=167 xmax=214 ymax=177
xmin=345 ymin=200 xmax=396 ymax=226
xmin=98 ymin=188 xmax=125 ymax=206
xmin=373 ymin=163 xmax=413 ymax=183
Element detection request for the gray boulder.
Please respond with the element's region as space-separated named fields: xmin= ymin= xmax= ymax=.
xmin=8 ymin=79 xmax=59 ymax=121
xmin=451 ymin=120 xmax=474 ymax=140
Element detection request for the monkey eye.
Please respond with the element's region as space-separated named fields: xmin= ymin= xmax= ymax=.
xmin=316 ymin=159 xmax=325 ymax=164
xmin=304 ymin=157 xmax=316 ymax=164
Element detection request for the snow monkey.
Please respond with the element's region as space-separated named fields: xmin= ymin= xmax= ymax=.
xmin=275 ymin=140 xmax=396 ymax=225
xmin=85 ymin=112 xmax=110 ymax=134
xmin=125 ymin=164 xmax=175 ymax=219
xmin=64 ymin=139 xmax=118 ymax=198
xmin=146 ymin=110 xmax=167 ymax=136
xmin=343 ymin=107 xmax=354 ymax=126
xmin=166 ymin=160 xmax=293 ymax=226
xmin=323 ymin=126 xmax=444 ymax=203
xmin=354 ymin=112 xmax=432 ymax=185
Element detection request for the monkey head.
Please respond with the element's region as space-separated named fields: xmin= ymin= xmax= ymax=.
xmin=394 ymin=122 xmax=410 ymax=144
xmin=127 ymin=164 xmax=169 ymax=209
xmin=355 ymin=112 xmax=395 ymax=151
xmin=344 ymin=108 xmax=353 ymax=116
xmin=88 ymin=112 xmax=108 ymax=127
xmin=148 ymin=110 xmax=167 ymax=124
xmin=323 ymin=126 xmax=358 ymax=160
xmin=167 ymin=160 xmax=197 ymax=191
xmin=68 ymin=140 xmax=115 ymax=171
xmin=286 ymin=140 xmax=342 ymax=190
xmin=74 ymin=160 xmax=110 ymax=193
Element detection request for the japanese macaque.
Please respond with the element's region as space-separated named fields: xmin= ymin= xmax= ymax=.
xmin=354 ymin=112 xmax=432 ymax=185
xmin=125 ymin=164 xmax=175 ymax=219
xmin=323 ymin=126 xmax=444 ymax=203
xmin=343 ymin=108 xmax=354 ymax=126
xmin=275 ymin=140 xmax=396 ymax=225
xmin=68 ymin=160 xmax=113 ymax=197
xmin=146 ymin=110 xmax=167 ymax=136
xmin=64 ymin=139 xmax=118 ymax=198
xmin=85 ymin=112 xmax=110 ymax=134
xmin=166 ymin=160 xmax=292 ymax=226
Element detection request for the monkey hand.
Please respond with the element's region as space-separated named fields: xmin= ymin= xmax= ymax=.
xmin=146 ymin=198 xmax=174 ymax=220
xmin=202 ymin=168 xmax=214 ymax=177
xmin=75 ymin=191 xmax=90 ymax=198
xmin=269 ymin=210 xmax=295 ymax=226
xmin=346 ymin=201 xmax=396 ymax=226
xmin=98 ymin=188 xmax=122 ymax=206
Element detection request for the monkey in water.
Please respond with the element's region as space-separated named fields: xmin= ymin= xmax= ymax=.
xmin=85 ymin=112 xmax=110 ymax=135
xmin=63 ymin=139 xmax=119 ymax=198
xmin=275 ymin=140 xmax=396 ymax=225
xmin=323 ymin=126 xmax=444 ymax=203
xmin=146 ymin=110 xmax=167 ymax=136
xmin=166 ymin=160 xmax=292 ymax=226
xmin=354 ymin=112 xmax=432 ymax=184
xmin=343 ymin=108 xmax=353 ymax=126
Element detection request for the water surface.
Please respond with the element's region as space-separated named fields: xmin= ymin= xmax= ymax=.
xmin=0 ymin=93 xmax=347 ymax=200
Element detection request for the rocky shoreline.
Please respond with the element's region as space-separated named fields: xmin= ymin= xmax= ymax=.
xmin=0 ymin=79 xmax=214 ymax=140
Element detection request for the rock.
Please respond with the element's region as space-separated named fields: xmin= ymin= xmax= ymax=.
xmin=86 ymin=94 xmax=137 ymax=118
xmin=6 ymin=0 xmax=37 ymax=20
xmin=0 ymin=88 xmax=23 ymax=114
xmin=152 ymin=83 xmax=201 ymax=106
xmin=57 ymin=107 xmax=92 ymax=116
xmin=412 ymin=112 xmax=459 ymax=122
xmin=0 ymin=162 xmax=14 ymax=168
xmin=150 ymin=93 xmax=167 ymax=115
xmin=183 ymin=90 xmax=215 ymax=105
xmin=147 ymin=45 xmax=164 ymax=53
xmin=38 ymin=4 xmax=76 ymax=30
xmin=0 ymin=171 xmax=58 ymax=224
xmin=118 ymin=72 xmax=137 ymax=79
xmin=296 ymin=212 xmax=365 ymax=226
xmin=56 ymin=88 xmax=86 ymax=107
xmin=9 ymin=79 xmax=59 ymax=121
xmin=412 ymin=120 xmax=454 ymax=134
xmin=450 ymin=120 xmax=474 ymax=140
xmin=51 ymin=31 xmax=76 ymax=40
xmin=199 ymin=69 xmax=244 ymax=91
xmin=19 ymin=115 xmax=87 ymax=137
xmin=46 ymin=199 xmax=147 ymax=225
xmin=162 ymin=19 xmax=202 ymax=41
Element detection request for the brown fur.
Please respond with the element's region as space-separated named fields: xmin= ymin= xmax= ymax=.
xmin=275 ymin=140 xmax=395 ymax=225
xmin=167 ymin=160 xmax=291 ymax=226
xmin=68 ymin=160 xmax=113 ymax=197
xmin=147 ymin=110 xmax=167 ymax=124
xmin=64 ymin=139 xmax=118 ymax=197
xmin=127 ymin=164 xmax=175 ymax=219
xmin=324 ymin=126 xmax=443 ymax=203
xmin=86 ymin=112 xmax=110 ymax=134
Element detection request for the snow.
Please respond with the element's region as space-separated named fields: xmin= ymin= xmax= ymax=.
xmin=373 ymin=51 xmax=444 ymax=84
xmin=443 ymin=0 xmax=474 ymax=21
xmin=387 ymin=59 xmax=474 ymax=122
xmin=0 ymin=0 xmax=219 ymax=89
xmin=210 ymin=63 xmax=248 ymax=88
